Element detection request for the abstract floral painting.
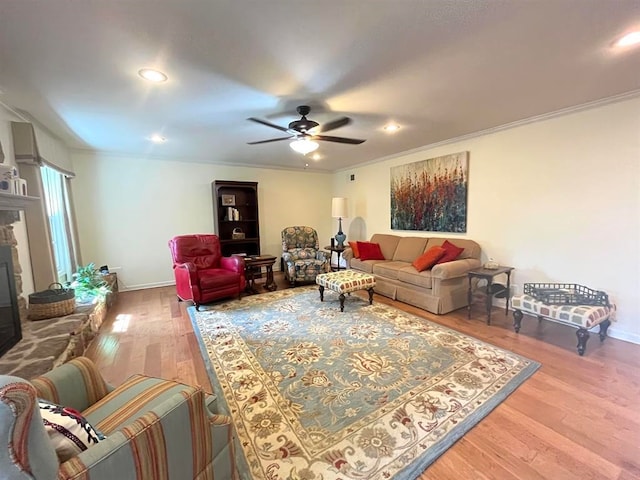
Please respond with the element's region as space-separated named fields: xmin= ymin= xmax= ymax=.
xmin=391 ymin=151 xmax=469 ymax=232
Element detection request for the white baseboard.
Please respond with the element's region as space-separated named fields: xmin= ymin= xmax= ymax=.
xmin=607 ymin=328 xmax=640 ymax=345
xmin=119 ymin=280 xmax=175 ymax=291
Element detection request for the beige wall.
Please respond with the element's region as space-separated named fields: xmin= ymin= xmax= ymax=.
xmin=332 ymin=96 xmax=640 ymax=343
xmin=70 ymin=153 xmax=334 ymax=291
xmin=8 ymin=95 xmax=639 ymax=344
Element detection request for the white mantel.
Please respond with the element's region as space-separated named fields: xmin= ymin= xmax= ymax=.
xmin=0 ymin=192 xmax=39 ymax=211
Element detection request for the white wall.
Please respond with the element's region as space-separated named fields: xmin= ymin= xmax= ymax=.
xmin=0 ymin=105 xmax=35 ymax=296
xmin=70 ymin=152 xmax=334 ymax=291
xmin=332 ymin=97 xmax=640 ymax=343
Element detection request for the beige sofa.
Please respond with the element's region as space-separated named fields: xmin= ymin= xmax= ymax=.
xmin=343 ymin=234 xmax=481 ymax=314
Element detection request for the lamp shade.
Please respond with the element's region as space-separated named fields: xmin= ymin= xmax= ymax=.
xmin=289 ymin=138 xmax=319 ymax=155
xmin=331 ymin=197 xmax=348 ymax=218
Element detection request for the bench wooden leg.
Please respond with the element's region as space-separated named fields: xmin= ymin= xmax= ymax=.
xmin=318 ymin=285 xmax=324 ymax=302
xmin=576 ymin=328 xmax=589 ymax=356
xmin=599 ymin=319 xmax=611 ymax=341
xmin=339 ymin=293 xmax=346 ymax=312
xmin=513 ymin=309 xmax=523 ymax=333
xmin=367 ymin=288 xmax=374 ymax=305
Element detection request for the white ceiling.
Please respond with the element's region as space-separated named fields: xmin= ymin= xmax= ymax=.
xmin=0 ymin=1 xmax=639 ymax=172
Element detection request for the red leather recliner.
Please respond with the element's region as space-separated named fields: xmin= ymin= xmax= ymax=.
xmin=168 ymin=234 xmax=246 ymax=310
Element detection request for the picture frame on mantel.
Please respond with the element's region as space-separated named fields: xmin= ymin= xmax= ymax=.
xmin=221 ymin=194 xmax=236 ymax=206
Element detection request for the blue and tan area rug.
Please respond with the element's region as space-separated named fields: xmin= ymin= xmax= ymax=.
xmin=189 ymin=287 xmax=540 ymax=480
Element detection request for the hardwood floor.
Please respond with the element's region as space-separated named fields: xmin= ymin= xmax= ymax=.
xmin=85 ymin=273 xmax=640 ymax=480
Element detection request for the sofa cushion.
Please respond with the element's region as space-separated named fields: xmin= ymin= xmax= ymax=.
xmin=397 ymin=266 xmax=433 ymax=289
xmin=198 ymin=269 xmax=241 ymax=290
xmin=435 ymin=240 xmax=465 ymax=264
xmin=350 ymin=258 xmax=385 ymax=273
xmin=392 ymin=237 xmax=429 ymax=262
xmin=369 ymin=234 xmax=401 ymax=260
xmin=372 ymin=261 xmax=411 ymax=280
xmin=412 ymin=246 xmax=446 ymax=271
xmin=358 ymin=242 xmax=385 ymax=260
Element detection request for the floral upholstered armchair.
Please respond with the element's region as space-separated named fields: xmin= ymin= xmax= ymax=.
xmin=281 ymin=226 xmax=331 ymax=286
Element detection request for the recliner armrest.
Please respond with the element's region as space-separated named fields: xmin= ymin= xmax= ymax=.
xmin=315 ymin=250 xmax=330 ymax=261
xmin=282 ymin=252 xmax=294 ymax=264
xmin=220 ymin=255 xmax=244 ymax=274
xmin=174 ymin=261 xmax=198 ymax=285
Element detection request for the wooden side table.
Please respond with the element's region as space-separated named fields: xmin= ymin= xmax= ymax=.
xmin=467 ymin=266 xmax=514 ymax=325
xmin=324 ymin=245 xmax=346 ymax=271
xmin=244 ymin=255 xmax=277 ymax=294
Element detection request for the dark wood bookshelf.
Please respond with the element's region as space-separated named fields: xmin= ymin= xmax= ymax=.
xmin=212 ymin=180 xmax=260 ymax=257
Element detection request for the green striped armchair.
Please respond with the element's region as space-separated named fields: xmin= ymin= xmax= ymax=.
xmin=0 ymin=357 xmax=237 ymax=479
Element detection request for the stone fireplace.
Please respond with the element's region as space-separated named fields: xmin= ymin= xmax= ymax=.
xmin=0 ymin=205 xmax=119 ymax=378
xmin=0 ymin=212 xmax=29 ymax=323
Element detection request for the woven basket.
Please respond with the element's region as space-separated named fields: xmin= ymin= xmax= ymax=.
xmin=28 ymin=282 xmax=76 ymax=320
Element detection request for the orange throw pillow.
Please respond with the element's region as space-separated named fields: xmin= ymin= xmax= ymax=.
xmin=412 ymin=246 xmax=446 ymax=272
xmin=348 ymin=241 xmax=360 ymax=258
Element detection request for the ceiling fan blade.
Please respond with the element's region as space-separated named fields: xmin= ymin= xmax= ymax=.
xmin=247 ymin=136 xmax=294 ymax=145
xmin=315 ymin=135 xmax=366 ymax=145
xmin=248 ymin=117 xmax=290 ymax=133
xmin=317 ymin=117 xmax=351 ymax=133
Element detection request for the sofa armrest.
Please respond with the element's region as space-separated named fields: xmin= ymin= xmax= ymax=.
xmin=59 ymin=387 xmax=236 ymax=479
xmin=30 ymin=357 xmax=112 ymax=412
xmin=431 ymin=258 xmax=482 ymax=280
xmin=342 ymin=247 xmax=354 ymax=264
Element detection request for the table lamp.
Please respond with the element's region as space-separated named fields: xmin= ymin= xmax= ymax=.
xmin=331 ymin=197 xmax=348 ymax=248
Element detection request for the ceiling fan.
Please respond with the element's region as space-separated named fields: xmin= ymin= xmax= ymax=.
xmin=247 ymin=105 xmax=365 ymax=154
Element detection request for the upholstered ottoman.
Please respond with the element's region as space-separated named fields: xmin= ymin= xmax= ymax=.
xmin=511 ymin=294 xmax=616 ymax=356
xmin=316 ymin=270 xmax=376 ymax=312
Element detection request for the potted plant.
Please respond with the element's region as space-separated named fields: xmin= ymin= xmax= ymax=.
xmin=72 ymin=263 xmax=111 ymax=303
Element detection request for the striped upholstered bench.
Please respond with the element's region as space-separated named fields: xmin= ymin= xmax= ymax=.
xmin=316 ymin=270 xmax=376 ymax=312
xmin=511 ymin=294 xmax=616 ymax=356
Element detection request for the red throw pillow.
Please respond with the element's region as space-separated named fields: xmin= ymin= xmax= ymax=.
xmin=348 ymin=241 xmax=360 ymax=259
xmin=435 ymin=240 xmax=465 ymax=264
xmin=357 ymin=241 xmax=385 ymax=261
xmin=412 ymin=246 xmax=446 ymax=272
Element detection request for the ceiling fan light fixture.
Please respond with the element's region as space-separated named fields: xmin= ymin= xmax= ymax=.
xmin=290 ymin=138 xmax=319 ymax=155
xmin=138 ymin=68 xmax=168 ymax=83
xmin=615 ymin=31 xmax=640 ymax=48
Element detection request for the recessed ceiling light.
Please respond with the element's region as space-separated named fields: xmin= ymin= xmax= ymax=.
xmin=311 ymin=153 xmax=322 ymax=161
xmin=615 ymin=31 xmax=640 ymax=48
xmin=384 ymin=123 xmax=400 ymax=133
xmin=138 ymin=68 xmax=168 ymax=83
xmin=150 ymin=134 xmax=166 ymax=143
